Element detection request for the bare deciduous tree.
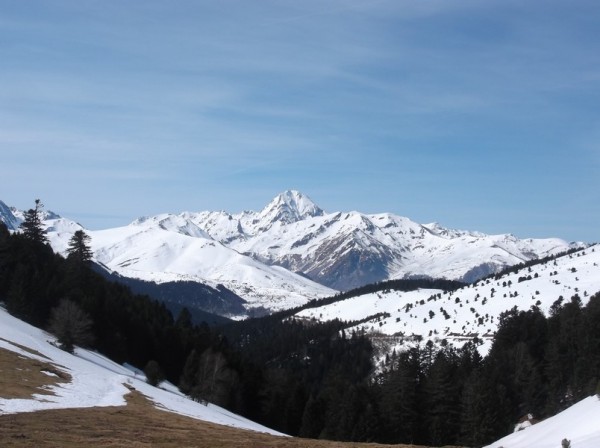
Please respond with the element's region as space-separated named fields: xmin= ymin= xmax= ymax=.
xmin=49 ymin=299 xmax=94 ymax=353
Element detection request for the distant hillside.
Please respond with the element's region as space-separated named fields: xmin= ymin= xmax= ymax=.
xmin=295 ymin=245 xmax=600 ymax=354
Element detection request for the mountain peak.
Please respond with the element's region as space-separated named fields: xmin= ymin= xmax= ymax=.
xmin=260 ymin=190 xmax=324 ymax=225
xmin=0 ymin=200 xmax=20 ymax=230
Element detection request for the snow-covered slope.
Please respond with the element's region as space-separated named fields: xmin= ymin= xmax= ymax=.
xmin=295 ymin=246 xmax=600 ymax=354
xmin=0 ymin=305 xmax=283 ymax=435
xmin=87 ymin=215 xmax=332 ymax=315
xmin=485 ymin=395 xmax=600 ymax=448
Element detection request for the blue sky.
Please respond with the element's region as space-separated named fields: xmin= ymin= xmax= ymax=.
xmin=1 ymin=0 xmax=599 ymax=241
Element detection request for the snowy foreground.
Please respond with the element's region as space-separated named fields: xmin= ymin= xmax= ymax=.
xmin=484 ymin=395 xmax=600 ymax=448
xmin=0 ymin=306 xmax=283 ymax=436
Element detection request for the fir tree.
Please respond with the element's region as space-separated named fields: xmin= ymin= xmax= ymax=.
xmin=66 ymin=229 xmax=93 ymax=263
xmin=299 ymin=394 xmax=325 ymax=438
xmin=20 ymin=199 xmax=48 ymax=244
xmin=0 ymin=221 xmax=9 ymax=241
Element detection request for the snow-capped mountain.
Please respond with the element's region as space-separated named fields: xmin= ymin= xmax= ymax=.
xmin=190 ymin=190 xmax=579 ymax=290
xmin=0 ymin=199 xmax=21 ymax=231
xmin=87 ymin=214 xmax=333 ymax=315
xmin=256 ymin=189 xmax=324 ymax=228
xmin=0 ymin=199 xmax=62 ymax=232
xmin=0 ymin=202 xmax=333 ymax=317
xmin=0 ymin=191 xmax=583 ymax=318
xmin=295 ymin=246 xmax=600 ymax=355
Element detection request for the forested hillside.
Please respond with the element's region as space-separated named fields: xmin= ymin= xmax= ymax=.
xmin=1 ymin=214 xmax=598 ymax=446
xmin=0 ymin=218 xmax=373 ymax=439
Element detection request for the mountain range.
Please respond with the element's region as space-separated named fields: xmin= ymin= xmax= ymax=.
xmin=0 ymin=191 xmax=583 ymax=318
xmin=2 ymin=194 xmax=599 ymax=448
xmin=192 ymin=190 xmax=578 ymax=288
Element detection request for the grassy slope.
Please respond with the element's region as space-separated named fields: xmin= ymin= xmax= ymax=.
xmin=0 ymin=348 xmax=435 ymax=448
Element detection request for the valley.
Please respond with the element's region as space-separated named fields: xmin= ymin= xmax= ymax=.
xmin=0 ymin=196 xmax=599 ymax=447
xmin=3 ymin=2 xmax=598 ymax=446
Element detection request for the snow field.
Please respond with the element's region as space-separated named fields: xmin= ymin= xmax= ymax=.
xmin=0 ymin=306 xmax=283 ymax=435
xmin=484 ymin=395 xmax=600 ymax=448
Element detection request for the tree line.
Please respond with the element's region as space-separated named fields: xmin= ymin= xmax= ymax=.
xmin=372 ymin=293 xmax=600 ymax=446
xmin=0 ymin=200 xmax=598 ymax=446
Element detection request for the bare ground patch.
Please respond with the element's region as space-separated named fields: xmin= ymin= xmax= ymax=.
xmin=0 ymin=347 xmax=70 ymax=399
xmin=0 ymin=337 xmax=52 ymax=360
xmin=0 ymin=388 xmax=432 ymax=448
xmin=0 ymin=347 xmax=451 ymax=448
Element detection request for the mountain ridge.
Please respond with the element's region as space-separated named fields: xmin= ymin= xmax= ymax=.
xmin=188 ymin=190 xmax=580 ymax=289
xmin=0 ymin=193 xmax=584 ymax=316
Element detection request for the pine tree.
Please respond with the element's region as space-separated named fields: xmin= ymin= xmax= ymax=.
xmin=175 ymin=307 xmax=193 ymax=329
xmin=0 ymin=221 xmax=9 ymax=241
xmin=299 ymin=393 xmax=325 ymax=438
xmin=380 ymin=347 xmax=422 ymax=443
xmin=66 ymin=230 xmax=93 ymax=263
xmin=6 ymin=263 xmax=31 ymax=318
xmin=460 ymin=372 xmax=499 ymax=446
xmin=20 ymin=199 xmax=48 ymax=244
xmin=425 ymin=348 xmax=460 ymax=445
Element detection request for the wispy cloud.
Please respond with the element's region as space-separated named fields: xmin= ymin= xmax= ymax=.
xmin=1 ymin=0 xmax=599 ymax=240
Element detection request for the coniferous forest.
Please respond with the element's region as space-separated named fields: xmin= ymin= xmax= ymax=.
xmin=0 ymin=213 xmax=599 ymax=446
